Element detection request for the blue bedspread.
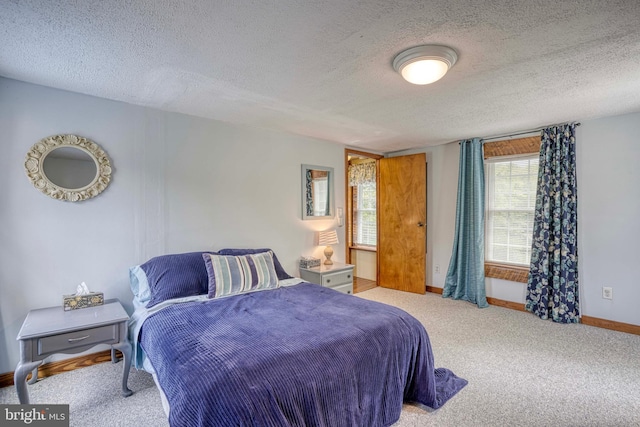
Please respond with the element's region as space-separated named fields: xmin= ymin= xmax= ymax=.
xmin=139 ymin=283 xmax=467 ymax=426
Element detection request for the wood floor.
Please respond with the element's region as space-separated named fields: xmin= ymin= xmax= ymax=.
xmin=353 ymin=277 xmax=377 ymax=293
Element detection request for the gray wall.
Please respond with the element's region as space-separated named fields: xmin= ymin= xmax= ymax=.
xmin=0 ymin=77 xmax=345 ymax=374
xmin=392 ymin=112 xmax=640 ymax=327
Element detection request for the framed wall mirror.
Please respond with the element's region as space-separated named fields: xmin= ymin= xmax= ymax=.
xmin=302 ymin=164 xmax=334 ymax=220
xmin=24 ymin=134 xmax=112 ymax=202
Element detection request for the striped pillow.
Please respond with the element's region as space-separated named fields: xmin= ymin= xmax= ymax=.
xmin=203 ymin=251 xmax=279 ymax=299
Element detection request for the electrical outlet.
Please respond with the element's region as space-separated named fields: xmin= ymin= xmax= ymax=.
xmin=602 ymin=287 xmax=613 ymax=300
xmin=435 ymin=265 xmax=440 ymax=274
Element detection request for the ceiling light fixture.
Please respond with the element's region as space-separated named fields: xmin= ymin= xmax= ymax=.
xmin=393 ymin=45 xmax=458 ymax=85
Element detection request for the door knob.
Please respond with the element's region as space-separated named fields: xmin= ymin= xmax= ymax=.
xmin=417 ymin=222 xmax=424 ymax=227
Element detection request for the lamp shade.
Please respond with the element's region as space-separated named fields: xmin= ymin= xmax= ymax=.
xmin=393 ymin=45 xmax=458 ymax=85
xmin=318 ymin=229 xmax=339 ymax=246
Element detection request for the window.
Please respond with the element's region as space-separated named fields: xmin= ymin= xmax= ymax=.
xmin=353 ymin=182 xmax=376 ymax=246
xmin=485 ymin=155 xmax=538 ymax=266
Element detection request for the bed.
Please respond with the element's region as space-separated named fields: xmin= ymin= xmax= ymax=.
xmin=128 ymin=249 xmax=467 ymax=426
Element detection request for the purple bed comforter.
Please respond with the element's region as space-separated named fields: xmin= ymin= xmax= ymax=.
xmin=139 ymin=283 xmax=466 ymax=426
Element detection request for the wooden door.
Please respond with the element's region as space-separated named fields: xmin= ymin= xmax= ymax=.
xmin=378 ymin=153 xmax=426 ymax=294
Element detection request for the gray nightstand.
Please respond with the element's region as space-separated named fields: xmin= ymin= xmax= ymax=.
xmin=299 ymin=262 xmax=354 ymax=294
xmin=14 ymin=299 xmax=132 ymax=404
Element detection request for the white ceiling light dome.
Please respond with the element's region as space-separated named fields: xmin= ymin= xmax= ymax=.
xmin=393 ymin=45 xmax=458 ymax=85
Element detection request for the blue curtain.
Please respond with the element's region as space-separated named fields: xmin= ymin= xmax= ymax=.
xmin=443 ymin=138 xmax=488 ymax=308
xmin=526 ymin=124 xmax=579 ymax=323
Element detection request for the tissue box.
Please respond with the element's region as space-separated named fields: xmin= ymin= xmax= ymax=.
xmin=63 ymin=292 xmax=104 ymax=311
xmin=299 ymin=257 xmax=321 ymax=269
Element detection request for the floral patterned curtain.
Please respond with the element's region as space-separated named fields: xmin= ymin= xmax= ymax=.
xmin=349 ymin=161 xmax=376 ymax=186
xmin=526 ymin=123 xmax=579 ymax=323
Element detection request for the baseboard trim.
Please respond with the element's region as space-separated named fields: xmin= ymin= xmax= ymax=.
xmin=0 ymin=349 xmax=121 ymax=389
xmin=426 ymin=286 xmax=639 ymax=336
xmin=425 ymin=286 xmax=443 ymax=294
xmin=580 ymin=315 xmax=640 ymax=336
xmin=485 ymin=297 xmax=526 ymax=312
xmin=0 ymin=372 xmax=13 ymax=389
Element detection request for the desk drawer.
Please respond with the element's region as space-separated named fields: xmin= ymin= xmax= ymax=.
xmin=321 ymin=270 xmax=352 ymax=287
xmin=38 ymin=325 xmax=119 ymax=355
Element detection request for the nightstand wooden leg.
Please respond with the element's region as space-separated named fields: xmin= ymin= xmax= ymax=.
xmin=14 ymin=360 xmax=43 ymax=404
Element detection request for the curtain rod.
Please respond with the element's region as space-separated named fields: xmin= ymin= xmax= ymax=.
xmin=480 ymin=122 xmax=581 ymax=143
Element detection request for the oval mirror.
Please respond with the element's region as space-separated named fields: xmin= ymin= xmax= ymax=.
xmin=42 ymin=146 xmax=98 ymax=190
xmin=25 ymin=134 xmax=112 ymax=202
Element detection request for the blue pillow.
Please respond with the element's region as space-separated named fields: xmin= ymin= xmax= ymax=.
xmin=217 ymin=248 xmax=292 ymax=280
xmin=141 ymin=252 xmax=216 ymax=308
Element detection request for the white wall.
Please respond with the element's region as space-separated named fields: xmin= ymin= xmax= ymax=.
xmin=578 ymin=113 xmax=640 ymax=325
xmin=392 ymin=112 xmax=640 ymax=327
xmin=0 ymin=77 xmax=346 ymax=374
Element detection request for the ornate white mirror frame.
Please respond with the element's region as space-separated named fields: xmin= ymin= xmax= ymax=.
xmin=24 ymin=134 xmax=112 ymax=202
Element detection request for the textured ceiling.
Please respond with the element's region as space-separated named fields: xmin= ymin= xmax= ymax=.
xmin=2 ymin=1 xmax=640 ymax=152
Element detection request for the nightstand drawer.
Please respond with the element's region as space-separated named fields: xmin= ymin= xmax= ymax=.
xmin=38 ymin=325 xmax=119 ymax=355
xmin=321 ymin=270 xmax=352 ymax=287
xmin=332 ymin=283 xmax=353 ymax=295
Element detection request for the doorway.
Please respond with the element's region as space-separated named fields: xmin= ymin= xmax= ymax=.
xmin=345 ymin=149 xmax=382 ymax=293
xmin=378 ymin=154 xmax=426 ymax=294
xmin=345 ymin=150 xmax=427 ymax=295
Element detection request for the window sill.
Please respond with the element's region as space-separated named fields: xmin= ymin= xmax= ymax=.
xmin=485 ymin=262 xmax=529 ymax=283
xmin=349 ymin=245 xmax=377 ymax=252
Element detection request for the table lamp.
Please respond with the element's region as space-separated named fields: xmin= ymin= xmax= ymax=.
xmin=317 ymin=229 xmax=339 ymax=265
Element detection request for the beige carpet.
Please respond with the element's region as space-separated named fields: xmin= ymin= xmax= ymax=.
xmin=2 ymin=288 xmax=639 ymax=426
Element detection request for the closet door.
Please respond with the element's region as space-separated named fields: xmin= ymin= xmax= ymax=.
xmin=378 ymin=153 xmax=426 ymax=294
